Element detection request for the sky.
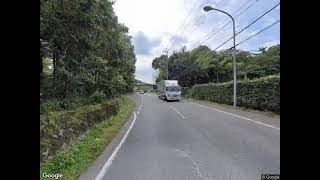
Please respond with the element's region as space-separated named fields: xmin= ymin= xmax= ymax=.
xmin=113 ymin=0 xmax=280 ymax=84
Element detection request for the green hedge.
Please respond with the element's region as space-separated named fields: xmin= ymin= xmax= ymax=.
xmin=187 ymin=75 xmax=280 ymax=113
xmin=40 ymin=99 xmax=119 ymax=163
xmin=181 ymin=87 xmax=190 ymax=97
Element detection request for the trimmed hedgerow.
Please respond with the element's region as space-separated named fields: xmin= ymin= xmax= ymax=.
xmin=181 ymin=87 xmax=190 ymax=97
xmin=187 ymin=75 xmax=280 ymax=113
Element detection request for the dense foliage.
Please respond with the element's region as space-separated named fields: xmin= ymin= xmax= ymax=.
xmin=152 ymin=45 xmax=280 ymax=87
xmin=40 ymin=0 xmax=136 ymax=100
xmin=40 ymin=98 xmax=120 ymax=163
xmin=40 ymin=91 xmax=107 ymax=114
xmin=187 ymin=75 xmax=280 ymax=113
xmin=40 ymin=97 xmax=134 ymax=180
xmin=40 ymin=0 xmax=137 ymax=167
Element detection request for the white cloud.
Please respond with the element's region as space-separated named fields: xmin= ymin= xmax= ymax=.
xmin=134 ymin=55 xmax=155 ymax=84
xmin=263 ymin=40 xmax=280 ymax=48
xmin=114 ymin=0 xmax=280 ymax=83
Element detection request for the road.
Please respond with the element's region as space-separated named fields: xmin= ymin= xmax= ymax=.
xmin=101 ymin=93 xmax=280 ymax=180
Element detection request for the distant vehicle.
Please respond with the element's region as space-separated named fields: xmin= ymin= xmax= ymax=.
xmin=139 ymin=91 xmax=145 ymax=94
xmin=157 ymin=80 xmax=181 ymax=101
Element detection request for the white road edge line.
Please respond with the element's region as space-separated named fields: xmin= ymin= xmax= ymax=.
xmin=169 ymin=105 xmax=186 ymax=119
xmin=189 ymin=102 xmax=280 ymax=130
xmin=94 ymin=111 xmax=137 ymax=180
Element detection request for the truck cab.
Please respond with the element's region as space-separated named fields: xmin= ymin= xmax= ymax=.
xmin=164 ymin=86 xmax=181 ymax=101
xmin=157 ymin=80 xmax=181 ymax=101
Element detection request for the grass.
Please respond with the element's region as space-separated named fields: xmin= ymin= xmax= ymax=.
xmin=40 ymin=96 xmax=135 ymax=180
xmin=183 ymin=97 xmax=279 ymax=118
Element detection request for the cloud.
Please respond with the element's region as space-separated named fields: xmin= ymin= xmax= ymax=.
xmin=263 ymin=40 xmax=280 ymax=48
xmin=113 ymin=0 xmax=280 ymax=83
xmin=169 ymin=35 xmax=187 ymax=46
xmin=132 ymin=31 xmax=161 ymax=55
xmin=134 ymin=55 xmax=156 ymax=84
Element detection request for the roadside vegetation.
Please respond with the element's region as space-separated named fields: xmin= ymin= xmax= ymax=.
xmin=153 ymin=44 xmax=280 ymax=86
xmin=185 ymin=75 xmax=279 ymax=113
xmin=40 ymin=0 xmax=137 ymax=178
xmin=40 ymin=96 xmax=134 ymax=180
xmin=41 ymin=0 xmax=136 ymax=101
xmin=153 ymin=44 xmax=280 ymax=112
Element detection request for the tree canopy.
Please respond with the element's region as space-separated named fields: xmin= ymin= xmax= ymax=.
xmin=152 ymin=44 xmax=280 ymax=87
xmin=40 ymin=0 xmax=136 ymax=100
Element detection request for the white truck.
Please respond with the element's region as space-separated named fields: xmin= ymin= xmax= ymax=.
xmin=157 ymin=80 xmax=181 ymax=101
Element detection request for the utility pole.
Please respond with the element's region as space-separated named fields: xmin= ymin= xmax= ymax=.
xmin=163 ymin=49 xmax=169 ymax=80
xmin=152 ymin=73 xmax=155 ymax=84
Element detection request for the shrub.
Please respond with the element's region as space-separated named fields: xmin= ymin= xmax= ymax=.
xmin=181 ymin=87 xmax=190 ymax=97
xmin=40 ymin=91 xmax=108 ymax=114
xmin=187 ymin=75 xmax=280 ymax=113
xmin=89 ymin=91 xmax=107 ymax=104
xmin=40 ymin=99 xmax=120 ymax=163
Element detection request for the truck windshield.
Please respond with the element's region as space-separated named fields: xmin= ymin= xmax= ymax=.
xmin=166 ymin=86 xmax=180 ymax=92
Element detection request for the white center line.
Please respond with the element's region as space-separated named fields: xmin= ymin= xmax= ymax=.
xmin=189 ymin=102 xmax=280 ymax=130
xmin=169 ymin=105 xmax=186 ymax=119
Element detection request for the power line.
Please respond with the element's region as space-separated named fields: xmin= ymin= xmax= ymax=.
xmin=168 ymin=0 xmax=247 ymax=54
xmin=171 ymin=62 xmax=199 ymax=80
xmin=194 ymin=0 xmax=258 ymax=47
xmin=173 ymin=0 xmax=260 ymax=53
xmin=167 ymin=0 xmax=209 ymax=53
xmin=229 ymin=19 xmax=280 ymax=50
xmin=169 ymin=0 xmax=219 ymax=53
xmin=172 ymin=19 xmax=280 ymax=80
xmin=166 ymin=0 xmax=208 ymax=52
xmin=213 ymin=2 xmax=280 ymax=51
xmin=182 ymin=2 xmax=280 ymax=68
xmin=168 ymin=1 xmax=280 ymax=80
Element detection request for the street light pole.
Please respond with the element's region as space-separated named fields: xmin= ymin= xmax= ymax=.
xmin=231 ymin=18 xmax=237 ymax=107
xmin=203 ymin=6 xmax=237 ymax=107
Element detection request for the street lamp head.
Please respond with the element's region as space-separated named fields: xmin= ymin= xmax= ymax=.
xmin=203 ymin=6 xmax=214 ymax=12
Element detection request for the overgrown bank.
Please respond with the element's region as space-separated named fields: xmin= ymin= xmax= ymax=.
xmin=40 ymin=96 xmax=135 ymax=179
xmin=186 ymin=75 xmax=280 ymax=113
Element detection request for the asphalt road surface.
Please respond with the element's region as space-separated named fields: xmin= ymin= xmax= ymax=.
xmin=102 ymin=94 xmax=280 ymax=180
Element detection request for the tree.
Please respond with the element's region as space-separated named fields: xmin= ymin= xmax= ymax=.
xmin=40 ymin=0 xmax=136 ymax=100
xmin=151 ymin=44 xmax=280 ymax=87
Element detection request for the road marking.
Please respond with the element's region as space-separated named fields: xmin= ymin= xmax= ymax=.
xmin=174 ymin=149 xmax=208 ymax=180
xmin=95 ymin=111 xmax=137 ymax=180
xmin=137 ymin=111 xmax=140 ymax=115
xmin=141 ymin=94 xmax=144 ymax=104
xmin=189 ymin=102 xmax=280 ymax=130
xmin=169 ymin=105 xmax=186 ymax=119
